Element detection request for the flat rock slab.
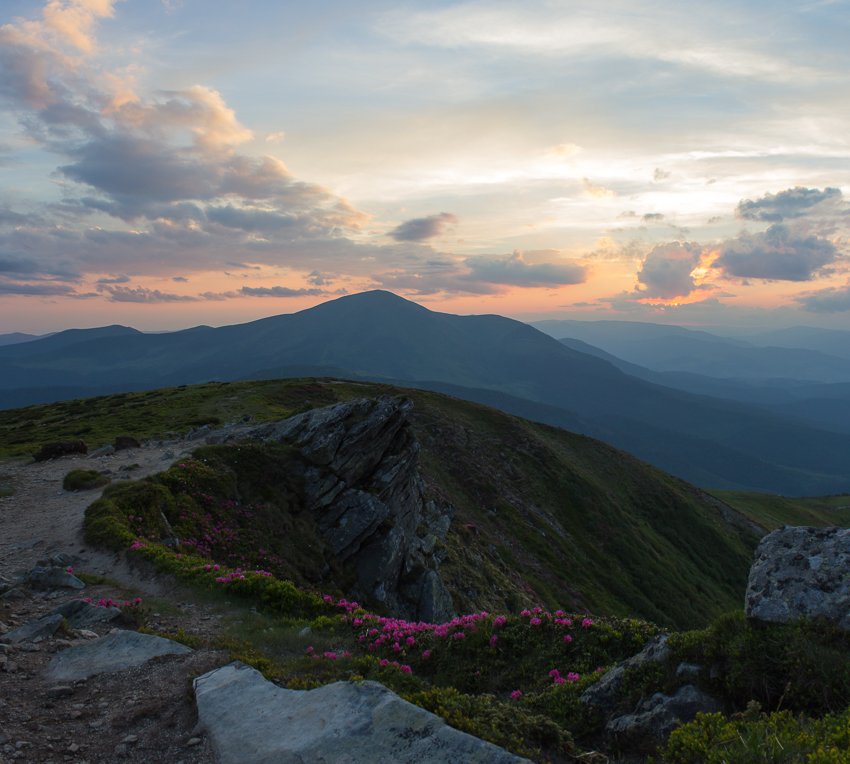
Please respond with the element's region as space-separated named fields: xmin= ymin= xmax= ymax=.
xmin=194 ymin=663 xmax=529 ymax=764
xmin=746 ymin=526 xmax=850 ymax=630
xmin=26 ymin=566 xmax=86 ymax=590
xmin=45 ymin=629 xmax=191 ymax=681
xmin=50 ymin=599 xmax=122 ymax=629
xmin=1 ymin=613 xmax=64 ymax=645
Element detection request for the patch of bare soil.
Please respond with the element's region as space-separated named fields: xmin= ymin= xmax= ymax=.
xmin=0 ymin=440 xmax=240 ymax=763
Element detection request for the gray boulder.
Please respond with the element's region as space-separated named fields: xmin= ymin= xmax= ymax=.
xmin=581 ymin=634 xmax=670 ymax=713
xmin=1 ymin=613 xmax=64 ymax=645
xmin=746 ymin=526 xmax=850 ymax=630
xmin=26 ymin=566 xmax=86 ymax=590
xmin=46 ymin=629 xmax=191 ymax=681
xmin=606 ymin=684 xmax=721 ymax=751
xmin=194 ymin=662 xmax=528 ymax=763
xmin=50 ymin=599 xmax=122 ymax=629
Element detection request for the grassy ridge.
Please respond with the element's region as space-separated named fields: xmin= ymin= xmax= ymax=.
xmin=0 ymin=377 xmax=773 ymax=628
xmin=709 ymin=490 xmax=850 ymax=530
xmin=7 ymin=377 xmax=850 ymax=760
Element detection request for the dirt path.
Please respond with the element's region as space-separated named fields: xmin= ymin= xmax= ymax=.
xmin=0 ymin=440 xmax=229 ymax=764
xmin=0 ymin=441 xmax=194 ymax=582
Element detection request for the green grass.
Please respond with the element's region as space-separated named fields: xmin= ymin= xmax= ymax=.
xmin=711 ymin=490 xmax=850 ymax=531
xmin=47 ymin=376 xmax=850 ymax=760
xmin=0 ymin=379 xmax=339 ymax=456
xmin=63 ymin=468 xmax=111 ymax=491
xmin=1 ymin=377 xmax=770 ymax=629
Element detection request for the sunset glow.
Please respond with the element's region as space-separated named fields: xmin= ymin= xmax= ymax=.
xmin=1 ymin=0 xmax=849 ymax=332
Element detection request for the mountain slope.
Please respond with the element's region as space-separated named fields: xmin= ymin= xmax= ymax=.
xmin=0 ymin=378 xmax=763 ymax=628
xmin=2 ymin=291 xmax=849 ymax=495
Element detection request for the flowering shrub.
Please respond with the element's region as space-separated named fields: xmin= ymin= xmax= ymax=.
xmin=81 ymin=440 xmax=662 ymax=760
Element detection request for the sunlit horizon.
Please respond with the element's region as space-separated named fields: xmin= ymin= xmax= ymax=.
xmin=2 ymin=1 xmax=850 ymax=334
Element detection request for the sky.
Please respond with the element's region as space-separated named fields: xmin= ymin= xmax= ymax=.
xmin=1 ymin=0 xmax=850 ymax=333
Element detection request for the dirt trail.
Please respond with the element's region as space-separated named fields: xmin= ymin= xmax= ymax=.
xmin=0 ymin=442 xmax=194 ymax=582
xmin=0 ymin=440 xmax=229 ymax=764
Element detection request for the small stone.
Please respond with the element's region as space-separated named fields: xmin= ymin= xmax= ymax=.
xmin=67 ymin=743 xmax=80 ymax=752
xmin=122 ymin=735 xmax=138 ymax=744
xmin=186 ymin=737 xmax=201 ymax=747
xmin=47 ymin=686 xmax=75 ymax=698
xmin=113 ymin=743 xmax=128 ymax=756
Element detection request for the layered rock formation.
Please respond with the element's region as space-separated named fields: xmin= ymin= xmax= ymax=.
xmin=218 ymin=396 xmax=455 ymax=621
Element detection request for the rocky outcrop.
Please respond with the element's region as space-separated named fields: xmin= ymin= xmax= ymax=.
xmin=221 ymin=397 xmax=455 ymax=621
xmin=746 ymin=526 xmax=850 ymax=630
xmin=606 ymin=684 xmax=721 ymax=752
xmin=581 ymin=634 xmax=670 ymax=713
xmin=194 ymin=662 xmax=529 ymax=763
xmin=581 ymin=634 xmax=720 ymax=752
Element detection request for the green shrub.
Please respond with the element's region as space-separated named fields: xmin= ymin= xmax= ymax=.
xmin=84 ymin=480 xmax=177 ymax=549
xmin=63 ymin=469 xmax=110 ymax=491
xmin=407 ymin=686 xmax=574 ymax=760
xmin=669 ymin=611 xmax=850 ymax=714
xmin=662 ymin=708 xmax=850 ymax=763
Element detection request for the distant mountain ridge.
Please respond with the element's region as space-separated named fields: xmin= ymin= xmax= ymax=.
xmin=532 ymin=319 xmax=850 ymax=383
xmin=0 ymin=332 xmax=44 ymax=347
xmin=1 ymin=290 xmax=849 ymax=496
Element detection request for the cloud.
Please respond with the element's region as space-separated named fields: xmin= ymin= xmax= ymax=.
xmin=642 ymin=213 xmax=665 ymax=222
xmin=0 ymin=0 xmax=370 ymax=284
xmin=306 ymin=270 xmax=331 ymax=286
xmin=465 ymin=251 xmax=586 ymax=287
xmin=0 ymin=280 xmax=83 ymax=296
xmin=582 ymin=178 xmax=614 ymax=198
xmin=97 ymin=284 xmax=197 ymax=302
xmin=239 ymin=285 xmax=326 ymax=298
xmin=95 ymin=273 xmax=130 ymax=284
xmin=389 ymin=212 xmax=458 ymax=242
xmin=0 ymin=254 xmax=79 ymax=281
xmin=0 ymin=207 xmax=39 ymax=226
xmin=736 ymin=186 xmax=842 ymax=222
xmin=635 ymin=242 xmax=704 ymax=298
xmin=372 ymin=250 xmax=586 ymax=295
xmin=715 ymin=224 xmax=839 ymax=281
xmin=796 ymin=281 xmax=850 ymax=313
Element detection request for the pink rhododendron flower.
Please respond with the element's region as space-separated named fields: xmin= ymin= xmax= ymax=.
xmin=510 ymin=690 xmax=523 ymax=700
